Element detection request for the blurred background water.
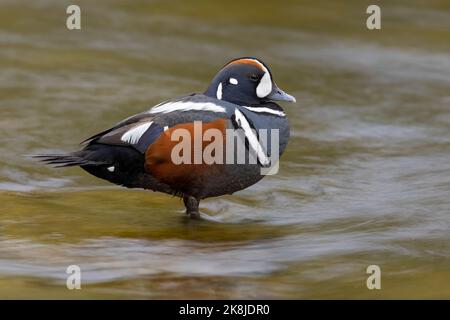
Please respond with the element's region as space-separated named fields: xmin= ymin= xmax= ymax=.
xmin=0 ymin=0 xmax=449 ymax=298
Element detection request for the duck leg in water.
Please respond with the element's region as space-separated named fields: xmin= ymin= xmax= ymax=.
xmin=183 ymin=196 xmax=200 ymax=218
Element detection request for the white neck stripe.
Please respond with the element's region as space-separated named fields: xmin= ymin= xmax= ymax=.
xmin=216 ymin=82 xmax=223 ymax=100
xmin=243 ymin=106 xmax=285 ymax=117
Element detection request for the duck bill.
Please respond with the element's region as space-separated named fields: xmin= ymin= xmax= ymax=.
xmin=267 ymin=84 xmax=296 ymax=103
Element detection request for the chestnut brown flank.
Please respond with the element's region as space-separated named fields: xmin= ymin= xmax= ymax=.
xmin=145 ymin=119 xmax=228 ymax=193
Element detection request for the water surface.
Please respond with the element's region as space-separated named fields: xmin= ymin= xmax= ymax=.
xmin=0 ymin=0 xmax=449 ymax=298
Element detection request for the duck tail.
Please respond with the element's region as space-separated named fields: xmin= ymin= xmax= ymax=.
xmin=30 ymin=151 xmax=108 ymax=168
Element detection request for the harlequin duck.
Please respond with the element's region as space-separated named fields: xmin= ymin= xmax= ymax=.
xmin=35 ymin=57 xmax=296 ymax=218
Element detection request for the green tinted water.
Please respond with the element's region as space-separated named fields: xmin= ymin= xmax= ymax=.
xmin=0 ymin=0 xmax=449 ymax=298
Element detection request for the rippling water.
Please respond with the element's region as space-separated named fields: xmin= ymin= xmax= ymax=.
xmin=1 ymin=0 xmax=449 ymax=298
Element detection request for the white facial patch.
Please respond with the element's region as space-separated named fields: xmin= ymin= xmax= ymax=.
xmin=216 ymin=82 xmax=223 ymax=100
xmin=107 ymin=166 xmax=115 ymax=172
xmin=121 ymin=121 xmax=153 ymax=145
xmin=256 ymin=72 xmax=272 ymax=98
xmin=229 ymin=78 xmax=238 ymax=85
xmin=148 ymin=101 xmax=226 ymax=114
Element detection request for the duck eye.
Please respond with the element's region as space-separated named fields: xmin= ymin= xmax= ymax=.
xmin=249 ymin=74 xmax=259 ymax=82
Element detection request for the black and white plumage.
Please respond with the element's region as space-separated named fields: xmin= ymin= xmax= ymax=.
xmin=35 ymin=57 xmax=296 ymax=218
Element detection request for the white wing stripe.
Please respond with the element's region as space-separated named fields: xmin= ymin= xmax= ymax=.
xmin=121 ymin=122 xmax=153 ymax=145
xmin=148 ymin=101 xmax=226 ymax=114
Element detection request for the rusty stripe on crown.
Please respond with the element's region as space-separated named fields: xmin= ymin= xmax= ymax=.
xmin=225 ymin=59 xmax=266 ymax=72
